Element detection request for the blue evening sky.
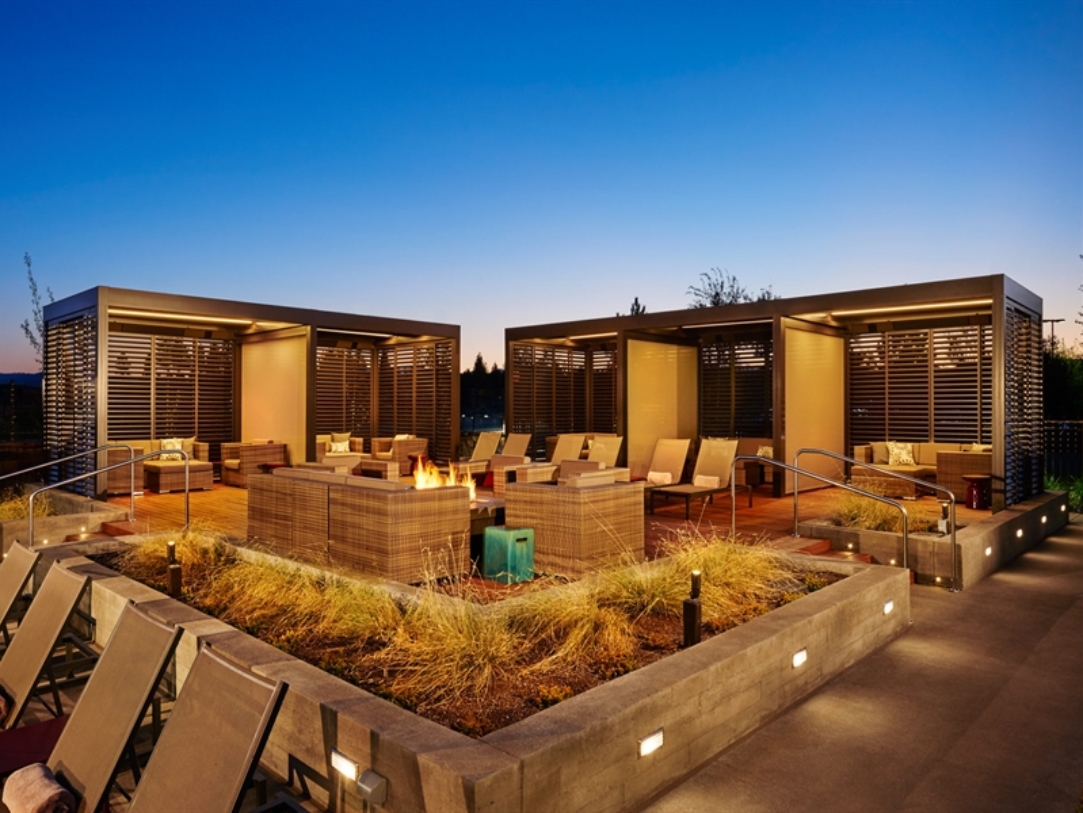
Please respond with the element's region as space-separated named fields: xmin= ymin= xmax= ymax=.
xmin=2 ymin=0 xmax=1080 ymax=373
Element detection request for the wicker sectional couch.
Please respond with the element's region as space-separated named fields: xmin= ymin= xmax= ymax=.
xmin=247 ymin=467 xmax=471 ymax=584
xmin=852 ymin=442 xmax=992 ymax=500
xmin=106 ymin=439 xmax=212 ymax=494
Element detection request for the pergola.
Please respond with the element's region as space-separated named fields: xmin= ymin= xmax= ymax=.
xmin=505 ymin=275 xmax=1042 ymax=510
xmin=43 ymin=286 xmax=460 ymax=494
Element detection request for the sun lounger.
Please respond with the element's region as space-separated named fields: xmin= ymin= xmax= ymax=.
xmin=0 ymin=564 xmax=90 ymax=731
xmin=501 ymin=433 xmax=531 ymax=458
xmin=0 ymin=601 xmax=182 ymax=812
xmin=0 ymin=545 xmax=40 ymax=651
xmin=638 ymin=438 xmax=691 ymax=488
xmin=587 ymin=435 xmax=623 ymax=468
xmin=650 ymin=438 xmax=747 ymax=518
xmin=547 ymin=434 xmax=586 ymax=464
xmin=455 ymin=431 xmax=502 ymax=476
xmin=126 ymin=644 xmax=286 ymax=813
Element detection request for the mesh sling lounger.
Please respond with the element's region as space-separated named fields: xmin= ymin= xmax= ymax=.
xmin=649 ymin=438 xmax=745 ymax=519
xmin=126 ymin=644 xmax=286 ymax=813
xmin=0 ymin=545 xmax=40 ymax=651
xmin=640 ymin=438 xmax=692 ymax=491
xmin=455 ymin=430 xmax=503 ymax=477
xmin=587 ymin=436 xmax=623 ymax=469
xmin=501 ymin=433 xmax=531 ymax=458
xmin=0 ymin=601 xmax=182 ymax=813
xmin=0 ymin=564 xmax=90 ymax=732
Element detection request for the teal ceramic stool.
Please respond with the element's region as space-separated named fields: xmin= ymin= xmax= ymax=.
xmin=483 ymin=526 xmax=535 ymax=583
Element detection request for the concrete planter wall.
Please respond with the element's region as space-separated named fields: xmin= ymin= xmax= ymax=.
xmin=40 ymin=545 xmax=910 ymax=813
xmin=797 ymin=490 xmax=1069 ymax=590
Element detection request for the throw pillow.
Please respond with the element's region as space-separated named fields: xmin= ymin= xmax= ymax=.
xmin=160 ymin=438 xmax=183 ymax=461
xmin=646 ymin=470 xmax=672 ymax=485
xmin=887 ymin=441 xmax=915 ymax=466
xmin=331 ymin=432 xmax=351 ymax=444
xmin=394 ymin=433 xmax=413 ymax=441
xmin=693 ymin=474 xmax=720 ymax=488
xmin=329 ymin=440 xmax=350 ymax=454
xmin=968 ymin=443 xmax=992 ymax=453
xmin=756 ymin=445 xmax=773 ymax=458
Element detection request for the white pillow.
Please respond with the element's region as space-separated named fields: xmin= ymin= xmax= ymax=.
xmin=887 ymin=441 xmax=915 ymax=466
xmin=646 ymin=470 xmax=672 ymax=485
xmin=969 ymin=443 xmax=992 ymax=453
xmin=394 ymin=433 xmax=413 ymax=441
xmin=160 ymin=438 xmax=183 ymax=461
xmin=756 ymin=445 xmax=773 ymax=458
xmin=693 ymin=474 xmax=720 ymax=488
xmin=329 ymin=440 xmax=350 ymax=454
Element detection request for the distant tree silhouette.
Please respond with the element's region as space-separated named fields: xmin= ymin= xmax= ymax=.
xmin=617 ymin=296 xmax=647 ymax=316
xmin=687 ymin=268 xmax=776 ymax=308
xmin=20 ymin=253 xmax=53 ymax=370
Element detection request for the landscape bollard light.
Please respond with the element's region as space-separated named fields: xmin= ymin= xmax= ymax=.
xmin=167 ymin=540 xmax=182 ymax=597
xmin=683 ymin=570 xmax=702 ymax=648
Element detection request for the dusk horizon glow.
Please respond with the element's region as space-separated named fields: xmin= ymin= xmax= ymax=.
xmin=3 ymin=0 xmax=1080 ymax=373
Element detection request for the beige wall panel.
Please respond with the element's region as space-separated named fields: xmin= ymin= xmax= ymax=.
xmin=784 ymin=327 xmax=845 ymax=494
xmin=241 ymin=334 xmax=307 ymax=464
xmin=627 ymin=340 xmax=698 ymax=479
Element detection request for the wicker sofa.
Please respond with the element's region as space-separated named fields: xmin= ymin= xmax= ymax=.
xmin=106 ymin=439 xmax=212 ymax=494
xmin=359 ymin=436 xmax=429 ymax=475
xmin=504 ymin=479 xmax=645 ymax=579
xmin=852 ymin=441 xmax=992 ymax=499
xmin=221 ymin=442 xmax=289 ymax=488
xmin=247 ymin=467 xmax=470 ymax=583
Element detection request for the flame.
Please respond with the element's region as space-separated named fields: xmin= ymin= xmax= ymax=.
xmin=413 ymin=460 xmax=476 ymax=501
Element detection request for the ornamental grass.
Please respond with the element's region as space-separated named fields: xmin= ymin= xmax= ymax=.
xmin=109 ymin=524 xmax=835 ymax=734
xmin=0 ymin=488 xmax=54 ymax=521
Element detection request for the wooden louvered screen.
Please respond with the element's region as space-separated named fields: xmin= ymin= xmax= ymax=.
xmin=1003 ymin=306 xmax=1042 ymax=505
xmin=376 ymin=340 xmax=454 ymax=462
xmin=699 ymin=333 xmax=772 ymax=438
xmin=590 ymin=346 xmax=618 ymax=434
xmin=508 ymin=342 xmax=588 ymax=460
xmin=848 ymin=324 xmax=993 ymax=448
xmin=107 ymin=333 xmax=234 ymax=461
xmin=315 ymin=344 xmax=374 ymax=438
xmin=44 ymin=313 xmax=98 ymax=494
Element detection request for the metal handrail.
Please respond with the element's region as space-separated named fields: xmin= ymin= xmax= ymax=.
xmin=794 ymin=447 xmax=958 ymax=590
xmin=0 ymin=444 xmax=138 ymax=522
xmin=729 ymin=454 xmax=910 ymax=572
xmin=26 ymin=450 xmax=193 ymax=547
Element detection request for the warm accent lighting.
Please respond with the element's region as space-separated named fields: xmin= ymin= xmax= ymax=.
xmin=846 ymin=542 xmax=854 ymax=550
xmin=1041 ymin=515 xmax=1047 ymax=524
xmin=889 ymin=558 xmax=897 ymax=566
xmin=638 ymin=728 xmax=664 ymax=757
xmin=883 ymin=600 xmax=894 ymax=616
xmin=1016 ymin=529 xmax=1024 ymax=539
xmin=109 ymin=307 xmax=254 ymax=326
xmin=829 ymin=298 xmax=993 ymax=318
xmin=330 ymin=749 xmax=359 ymax=782
xmin=792 ymin=648 xmax=808 ymax=668
xmin=985 ymin=546 xmax=992 ymax=556
xmin=1062 ymin=504 xmax=1067 ymax=512
xmin=568 ymin=332 xmax=618 ymax=341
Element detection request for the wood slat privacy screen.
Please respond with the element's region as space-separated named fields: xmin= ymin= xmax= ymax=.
xmin=44 ymin=313 xmax=98 ymax=494
xmin=848 ymin=324 xmax=994 ymax=448
xmin=376 ymin=340 xmax=455 ymax=462
xmin=1003 ymin=306 xmax=1042 ymax=505
xmin=509 ymin=342 xmax=593 ymax=460
xmin=699 ymin=332 xmax=773 ymax=438
xmin=315 ymin=343 xmax=374 ymax=439
xmin=106 ymin=333 xmax=234 ymax=461
xmin=591 ymin=346 xmax=618 ymax=436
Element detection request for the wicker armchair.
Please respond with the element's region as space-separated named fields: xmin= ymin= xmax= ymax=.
xmin=106 ymin=439 xmax=210 ymax=494
xmin=221 ymin=442 xmax=289 ymax=488
xmin=364 ymin=436 xmax=429 ymax=473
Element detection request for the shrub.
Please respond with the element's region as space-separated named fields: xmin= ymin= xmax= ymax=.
xmin=0 ymin=488 xmax=54 ymax=521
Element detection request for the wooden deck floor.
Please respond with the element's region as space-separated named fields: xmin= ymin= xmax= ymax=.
xmin=108 ymin=481 xmax=992 ymax=555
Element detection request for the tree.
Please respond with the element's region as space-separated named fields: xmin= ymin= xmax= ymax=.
xmin=687 ymin=267 xmax=776 ymax=308
xmin=616 ymin=296 xmax=647 ymax=316
xmin=19 ymin=253 xmax=53 ymax=370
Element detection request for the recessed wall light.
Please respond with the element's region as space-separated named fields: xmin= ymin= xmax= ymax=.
xmin=792 ymin=648 xmax=808 ymax=668
xmin=1041 ymin=515 xmax=1047 ymax=524
xmin=985 ymin=546 xmax=992 ymax=557
xmin=330 ymin=749 xmax=359 ymax=782
xmin=1016 ymin=529 xmax=1024 ymax=539
xmin=883 ymin=600 xmax=894 ymax=615
xmin=638 ymin=728 xmax=664 ymax=757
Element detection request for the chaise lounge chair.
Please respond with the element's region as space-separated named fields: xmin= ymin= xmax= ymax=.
xmin=638 ymin=438 xmax=692 ymax=489
xmin=0 ymin=563 xmax=91 ymax=731
xmin=501 ymin=433 xmax=531 ymax=458
xmin=455 ymin=430 xmax=502 ymax=477
xmin=0 ymin=545 xmax=40 ymax=652
xmin=125 ymin=644 xmax=286 ymax=813
xmin=587 ymin=435 xmax=623 ymax=468
xmin=649 ymin=438 xmax=744 ymax=519
xmin=0 ymin=601 xmax=182 ymax=812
